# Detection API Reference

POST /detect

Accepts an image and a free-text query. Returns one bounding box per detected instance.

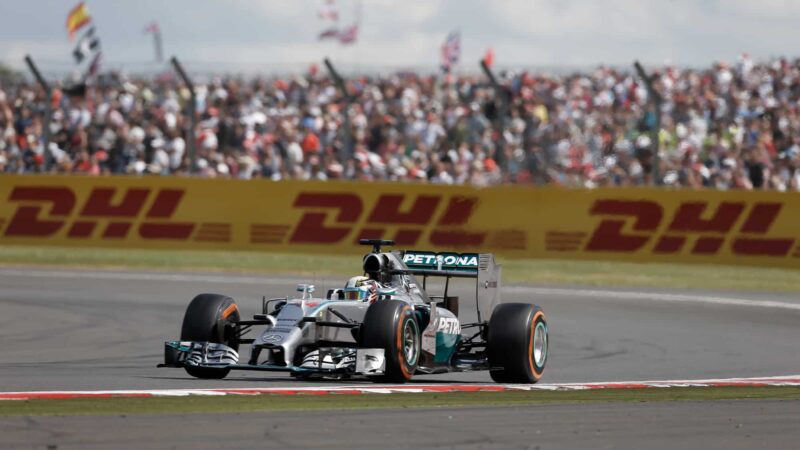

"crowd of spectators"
[2,54,800,190]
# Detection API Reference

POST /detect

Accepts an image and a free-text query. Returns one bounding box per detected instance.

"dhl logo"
[1,187,522,250]
[253,192,526,249]
[2,186,196,240]
[548,199,796,257]
[284,192,491,248]
[3,183,796,263]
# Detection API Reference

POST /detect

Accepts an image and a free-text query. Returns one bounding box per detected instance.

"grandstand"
[3,55,798,190]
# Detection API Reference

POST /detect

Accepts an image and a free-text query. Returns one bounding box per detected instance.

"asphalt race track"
[2,267,799,390]
[1,266,799,448]
[4,400,800,450]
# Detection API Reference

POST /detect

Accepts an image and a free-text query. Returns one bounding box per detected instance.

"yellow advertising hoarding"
[1,174,799,268]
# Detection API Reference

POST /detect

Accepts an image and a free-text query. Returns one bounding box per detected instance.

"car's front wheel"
[180,293,240,379]
[360,300,420,383]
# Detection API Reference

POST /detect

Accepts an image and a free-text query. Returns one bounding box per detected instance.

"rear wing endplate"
[476,254,501,322]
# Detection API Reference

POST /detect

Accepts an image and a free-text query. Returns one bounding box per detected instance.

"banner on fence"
[0,175,798,268]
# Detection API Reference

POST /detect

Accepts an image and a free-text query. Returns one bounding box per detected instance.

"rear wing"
[395,250,501,322]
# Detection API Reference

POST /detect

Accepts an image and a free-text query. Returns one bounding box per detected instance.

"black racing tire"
[180,293,240,379]
[487,303,548,384]
[360,300,420,383]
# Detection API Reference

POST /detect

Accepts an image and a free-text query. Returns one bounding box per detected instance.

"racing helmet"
[343,276,376,301]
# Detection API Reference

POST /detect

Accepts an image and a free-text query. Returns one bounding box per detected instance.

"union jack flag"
[318,27,339,40]
[440,31,460,73]
[339,24,358,45]
[143,21,160,35]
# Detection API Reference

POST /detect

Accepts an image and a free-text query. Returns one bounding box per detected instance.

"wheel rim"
[532,321,547,367]
[402,318,419,366]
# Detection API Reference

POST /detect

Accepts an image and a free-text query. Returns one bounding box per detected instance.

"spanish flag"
[66,2,91,40]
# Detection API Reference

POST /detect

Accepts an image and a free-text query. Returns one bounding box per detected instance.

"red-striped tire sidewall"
[527,310,547,381]
[395,305,415,380]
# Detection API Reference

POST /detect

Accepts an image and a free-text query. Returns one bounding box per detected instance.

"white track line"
[0,268,313,286]
[506,286,800,311]
[2,375,800,400]
[1,268,798,311]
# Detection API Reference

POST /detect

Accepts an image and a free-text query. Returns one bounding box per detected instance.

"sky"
[1,0,800,75]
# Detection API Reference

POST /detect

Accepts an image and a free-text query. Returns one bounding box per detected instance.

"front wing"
[159,341,386,376]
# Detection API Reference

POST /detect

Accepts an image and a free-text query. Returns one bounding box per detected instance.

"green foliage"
[1,245,799,292]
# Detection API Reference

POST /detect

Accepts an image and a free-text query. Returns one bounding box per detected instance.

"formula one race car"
[160,240,548,383]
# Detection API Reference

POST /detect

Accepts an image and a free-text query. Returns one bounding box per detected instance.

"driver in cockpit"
[342,275,398,303]
[343,276,379,303]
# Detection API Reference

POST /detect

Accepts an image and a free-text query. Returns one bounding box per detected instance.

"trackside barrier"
[1,174,799,268]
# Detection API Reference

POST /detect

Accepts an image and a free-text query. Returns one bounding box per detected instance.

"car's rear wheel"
[360,300,420,383]
[180,293,240,379]
[487,303,548,383]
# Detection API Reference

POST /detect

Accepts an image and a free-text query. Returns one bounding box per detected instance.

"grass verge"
[2,387,799,416]
[1,245,799,292]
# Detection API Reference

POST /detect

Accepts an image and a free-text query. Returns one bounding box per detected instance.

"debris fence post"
[324,58,353,163]
[634,60,663,186]
[170,56,197,174]
[480,58,511,170]
[24,55,52,172]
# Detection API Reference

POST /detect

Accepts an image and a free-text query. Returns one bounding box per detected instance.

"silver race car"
[160,239,548,383]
